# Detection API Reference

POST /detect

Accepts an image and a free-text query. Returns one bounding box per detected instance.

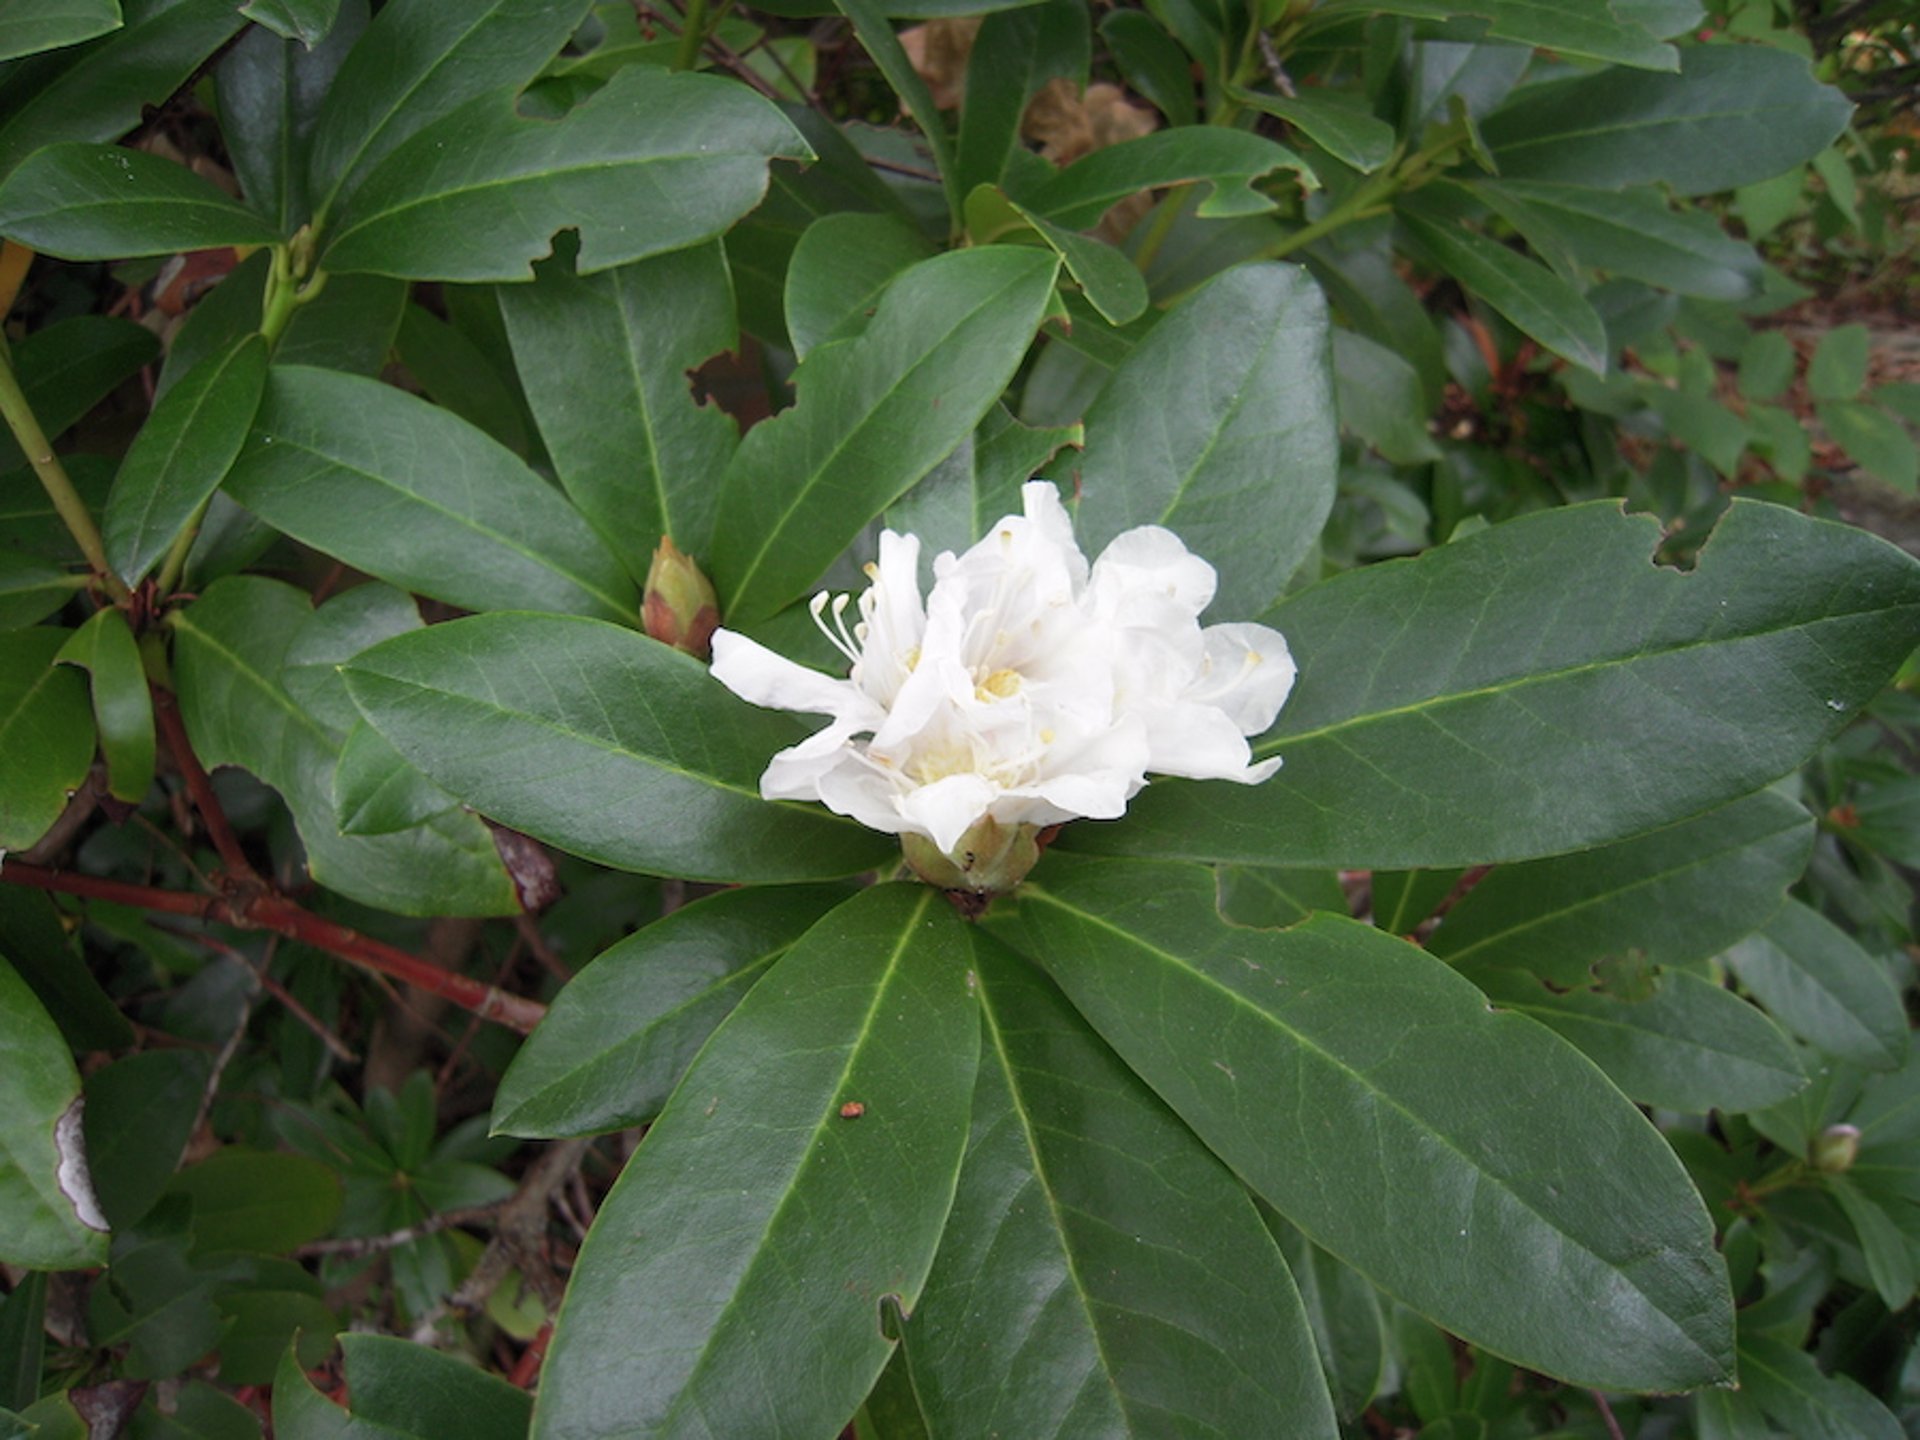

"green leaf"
[0,142,281,258]
[238,0,339,47]
[1430,790,1812,987]
[82,1050,209,1232]
[1737,1330,1904,1440]
[1474,180,1763,301]
[340,611,894,883]
[331,721,453,836]
[1739,329,1797,402]
[172,577,515,916]
[1022,128,1316,229]
[783,212,933,360]
[1267,1217,1387,1421]
[0,2,121,62]
[0,315,158,471]
[993,854,1735,1392]
[215,7,364,233]
[1100,10,1194,129]
[835,0,961,229]
[1725,899,1906,1071]
[319,66,809,282]
[1334,328,1440,465]
[1749,403,1811,483]
[0,956,107,1270]
[54,607,153,803]
[0,1271,44,1413]
[1318,0,1679,70]
[166,1149,340,1254]
[224,366,636,622]
[275,1334,531,1440]
[0,888,129,1052]
[0,1,245,182]
[273,272,405,375]
[305,0,593,215]
[0,629,94,852]
[1820,400,1918,493]
[1232,88,1395,173]
[1827,1175,1915,1312]
[1069,263,1337,617]
[499,241,738,572]
[129,1378,263,1440]
[712,245,1060,626]
[392,303,526,456]
[884,405,1084,562]
[0,553,84,630]
[1472,966,1804,1113]
[1071,501,1920,869]
[534,885,979,1440]
[494,885,851,1138]
[104,332,268,586]
[1481,45,1853,197]
[899,931,1339,1439]
[955,0,1086,196]
[1216,865,1349,927]
[1809,323,1870,401]
[1007,199,1148,326]
[1399,205,1608,374]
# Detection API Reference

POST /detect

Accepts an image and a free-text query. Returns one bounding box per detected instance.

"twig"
[152,687,259,884]
[295,1204,503,1259]
[1412,865,1493,942]
[1256,32,1297,97]
[1591,1390,1625,1440]
[17,767,105,865]
[514,914,572,982]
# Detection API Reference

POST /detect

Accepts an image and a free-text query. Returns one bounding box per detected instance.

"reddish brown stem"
[0,864,546,1034]
[152,686,259,884]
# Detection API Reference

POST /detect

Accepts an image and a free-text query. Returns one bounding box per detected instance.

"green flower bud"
[1811,1123,1861,1174]
[644,537,719,660]
[900,818,1044,914]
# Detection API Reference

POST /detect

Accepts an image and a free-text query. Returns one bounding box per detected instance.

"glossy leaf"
[0,629,94,852]
[885,405,1084,562]
[1233,88,1395,173]
[55,607,153,803]
[273,272,406,375]
[1022,128,1315,228]
[494,885,850,1138]
[1481,45,1853,196]
[0,143,281,258]
[305,0,594,214]
[498,242,738,572]
[331,721,454,836]
[82,1050,209,1232]
[275,1333,531,1440]
[238,0,338,47]
[1430,790,1813,986]
[712,246,1060,626]
[1399,206,1608,374]
[955,0,1086,196]
[1216,865,1349,928]
[0,2,121,62]
[1268,1217,1387,1421]
[281,582,421,733]
[393,302,528,455]
[340,611,894,883]
[319,67,809,282]
[1069,262,1337,617]
[172,577,515,916]
[1318,0,1677,69]
[1737,1330,1904,1440]
[783,212,932,360]
[1725,900,1906,1071]
[1333,329,1440,465]
[0,554,82,630]
[0,956,107,1270]
[900,931,1339,1439]
[533,885,978,1440]
[1100,10,1193,128]
[0,0,244,182]
[104,333,268,586]
[994,853,1735,1392]
[1071,501,1920,869]
[223,366,636,622]
[1008,200,1148,326]
[0,315,157,471]
[1472,967,1804,1113]
[216,6,364,232]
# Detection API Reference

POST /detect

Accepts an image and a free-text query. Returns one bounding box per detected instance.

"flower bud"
[644,537,719,660]
[1811,1123,1861,1174]
[901,818,1044,907]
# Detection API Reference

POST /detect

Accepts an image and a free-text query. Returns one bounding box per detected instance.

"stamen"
[809,591,861,665]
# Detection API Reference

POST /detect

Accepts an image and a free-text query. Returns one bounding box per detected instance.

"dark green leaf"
[1809,323,1869,401]
[320,67,809,282]
[835,0,960,228]
[1070,262,1337,616]
[1737,1330,1903,1440]
[280,582,420,733]
[0,887,130,1052]
[1482,45,1853,196]
[0,143,281,258]
[0,1,244,182]
[128,1378,263,1440]
[1216,865,1349,927]
[391,302,527,456]
[955,0,1086,196]
[1023,128,1315,228]
[712,246,1060,626]
[499,242,738,572]
[224,366,636,622]
[1726,899,1906,1070]
[305,0,594,215]
[0,956,107,1269]
[331,721,453,836]
[1006,199,1148,326]
[275,1333,530,1440]
[272,272,405,375]
[494,885,850,1138]
[1820,400,1917,493]
[0,315,157,472]
[1472,966,1804,1112]
[885,405,1084,562]
[166,1149,341,1254]
[0,2,121,62]
[1267,1216,1387,1421]
[1072,502,1920,868]
[1739,329,1796,402]
[784,212,934,360]
[1319,0,1678,70]
[993,853,1735,1392]
[1233,88,1395,173]
[1827,1176,1914,1312]
[534,886,978,1440]
[900,931,1339,1438]
[238,0,338,47]
[1334,329,1440,465]
[1431,790,1812,986]
[83,1050,210,1231]
[172,576,515,916]
[0,1270,44,1413]
[341,611,895,883]
[0,629,93,852]
[1399,205,1608,373]
[0,552,83,629]
[216,6,364,233]
[54,607,153,802]
[104,332,268,586]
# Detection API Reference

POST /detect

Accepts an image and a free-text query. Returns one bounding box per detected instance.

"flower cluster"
[709,482,1294,893]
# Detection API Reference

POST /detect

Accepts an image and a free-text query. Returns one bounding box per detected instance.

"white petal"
[1141,701,1267,782]
[1188,622,1296,735]
[710,629,877,724]
[898,773,999,855]
[1088,525,1217,621]
[813,757,916,835]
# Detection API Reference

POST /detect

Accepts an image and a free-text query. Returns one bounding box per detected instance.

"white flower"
[709,482,1294,884]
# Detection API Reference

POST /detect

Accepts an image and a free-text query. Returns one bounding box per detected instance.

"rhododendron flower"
[708,482,1294,895]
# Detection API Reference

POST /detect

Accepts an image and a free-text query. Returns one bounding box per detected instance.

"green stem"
[1130,186,1192,278]
[0,338,127,600]
[674,0,712,71]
